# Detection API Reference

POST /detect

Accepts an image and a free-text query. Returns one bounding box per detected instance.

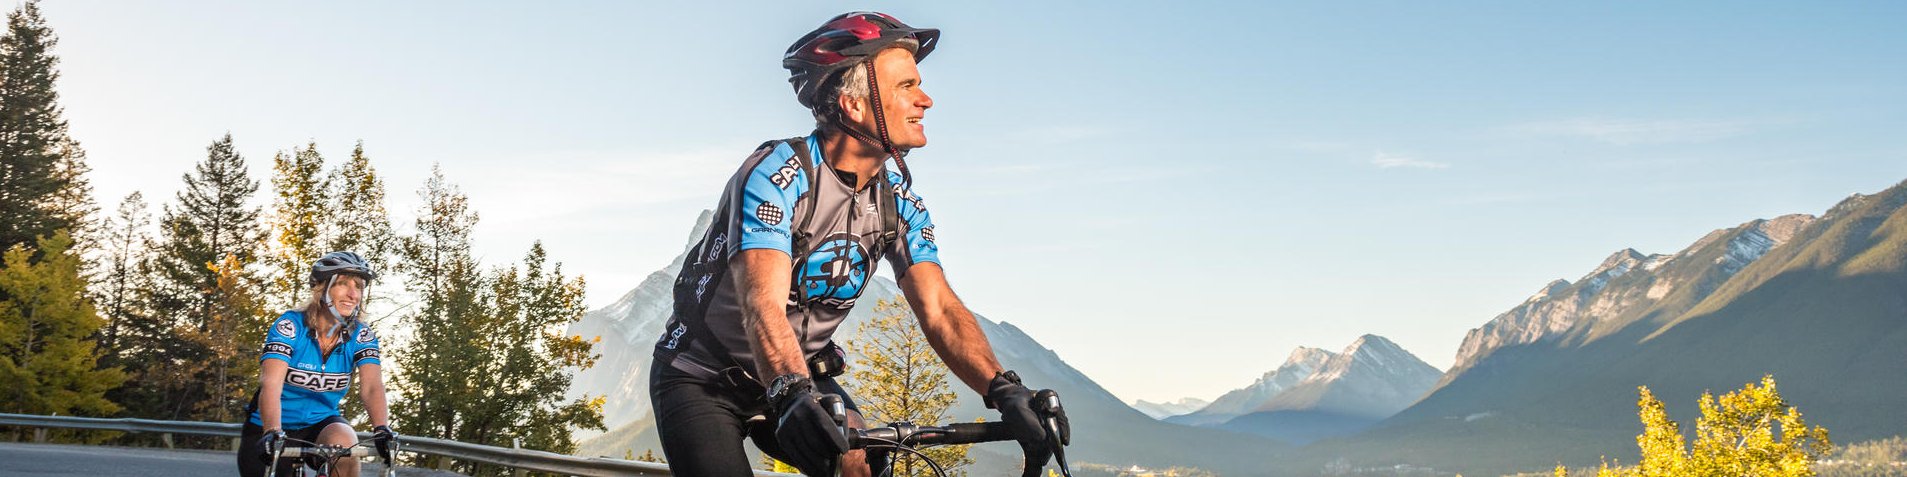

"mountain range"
[1300,179,1907,475]
[1162,336,1441,445]
[1130,397,1210,420]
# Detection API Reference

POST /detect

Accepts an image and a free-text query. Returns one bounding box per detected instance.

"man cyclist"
[238,251,397,477]
[649,11,1069,477]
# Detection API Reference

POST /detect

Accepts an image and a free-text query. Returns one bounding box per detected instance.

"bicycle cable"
[856,435,949,477]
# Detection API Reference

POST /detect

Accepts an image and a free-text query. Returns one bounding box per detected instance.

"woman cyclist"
[236,251,398,477]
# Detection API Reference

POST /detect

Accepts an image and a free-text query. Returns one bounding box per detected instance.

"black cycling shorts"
[235,415,350,477]
[649,357,882,476]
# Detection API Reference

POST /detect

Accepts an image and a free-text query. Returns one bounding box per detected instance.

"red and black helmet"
[784,11,939,110]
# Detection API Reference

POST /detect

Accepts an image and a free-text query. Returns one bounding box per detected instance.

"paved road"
[0,442,462,476]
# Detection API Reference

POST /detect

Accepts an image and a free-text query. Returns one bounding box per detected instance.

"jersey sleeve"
[731,141,809,257]
[261,312,301,364]
[348,323,382,367]
[886,172,941,276]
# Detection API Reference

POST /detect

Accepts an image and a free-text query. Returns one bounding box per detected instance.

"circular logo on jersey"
[275,319,296,338]
[356,326,377,344]
[755,202,784,226]
[798,233,870,309]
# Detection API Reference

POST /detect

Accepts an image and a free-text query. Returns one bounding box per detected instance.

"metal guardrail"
[0,413,798,477]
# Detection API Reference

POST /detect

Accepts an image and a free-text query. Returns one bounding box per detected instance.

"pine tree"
[324,141,395,264]
[389,166,488,471]
[47,138,95,256]
[844,297,973,476]
[0,1,90,267]
[390,167,604,475]
[92,192,152,364]
[484,242,603,454]
[149,133,263,329]
[0,230,125,428]
[266,141,327,311]
[125,133,266,421]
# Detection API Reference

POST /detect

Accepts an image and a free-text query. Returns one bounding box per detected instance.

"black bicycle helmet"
[784,11,939,111]
[309,251,377,286]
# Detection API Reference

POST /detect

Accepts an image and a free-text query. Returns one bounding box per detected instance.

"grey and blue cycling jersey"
[248,311,381,429]
[657,135,939,376]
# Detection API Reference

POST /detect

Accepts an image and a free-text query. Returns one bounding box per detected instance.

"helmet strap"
[319,273,362,339]
[821,61,914,189]
[861,61,914,188]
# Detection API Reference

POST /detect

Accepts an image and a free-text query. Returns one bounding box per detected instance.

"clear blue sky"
[44,2,1907,404]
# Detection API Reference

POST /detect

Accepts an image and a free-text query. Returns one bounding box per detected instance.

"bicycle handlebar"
[820,392,1071,477]
[277,444,379,459]
[849,420,1018,448]
[268,436,400,477]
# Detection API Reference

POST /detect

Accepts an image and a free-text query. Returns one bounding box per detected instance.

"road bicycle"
[820,389,1072,477]
[265,434,400,477]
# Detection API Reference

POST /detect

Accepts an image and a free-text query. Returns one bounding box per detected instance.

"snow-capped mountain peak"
[1130,397,1213,420]
[1446,213,1817,378]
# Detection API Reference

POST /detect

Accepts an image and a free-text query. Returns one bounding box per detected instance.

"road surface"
[0,442,462,476]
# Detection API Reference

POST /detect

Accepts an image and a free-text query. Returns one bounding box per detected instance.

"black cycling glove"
[771,379,847,476]
[987,371,1070,472]
[371,425,398,462]
[255,428,288,464]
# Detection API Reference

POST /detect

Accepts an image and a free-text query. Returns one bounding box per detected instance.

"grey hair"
[823,38,919,113]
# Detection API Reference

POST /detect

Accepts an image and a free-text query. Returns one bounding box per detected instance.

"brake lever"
[384,438,401,477]
[819,393,848,477]
[268,438,284,469]
[1033,389,1071,477]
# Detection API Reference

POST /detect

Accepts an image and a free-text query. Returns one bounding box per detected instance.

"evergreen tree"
[391,167,603,475]
[92,192,152,364]
[149,133,264,329]
[324,141,395,264]
[844,297,974,476]
[391,166,479,464]
[266,141,327,311]
[47,138,95,256]
[471,242,602,454]
[0,1,89,267]
[0,230,125,428]
[126,133,266,421]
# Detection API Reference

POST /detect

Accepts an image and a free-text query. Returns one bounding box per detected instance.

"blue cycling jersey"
[657,135,941,374]
[248,311,382,429]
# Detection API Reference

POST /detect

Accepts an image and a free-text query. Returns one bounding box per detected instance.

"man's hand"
[770,377,847,475]
[255,428,287,464]
[986,371,1069,470]
[371,425,399,462]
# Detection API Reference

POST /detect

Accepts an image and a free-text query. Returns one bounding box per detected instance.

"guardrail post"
[161,432,174,449]
[513,438,526,477]
[232,437,242,451]
[35,413,51,443]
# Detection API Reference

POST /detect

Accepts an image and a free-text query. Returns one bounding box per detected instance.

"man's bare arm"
[898,262,1003,394]
[733,249,811,384]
